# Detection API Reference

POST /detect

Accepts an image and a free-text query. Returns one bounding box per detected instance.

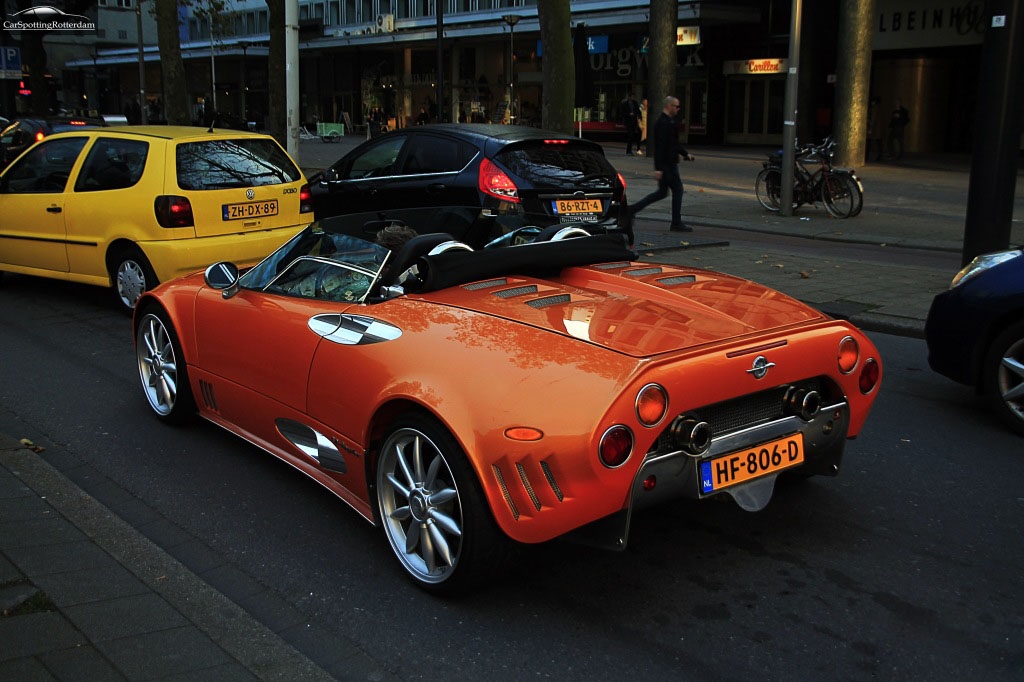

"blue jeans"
[631,164,683,226]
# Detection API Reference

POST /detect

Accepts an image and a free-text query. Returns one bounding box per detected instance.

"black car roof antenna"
[207,114,218,134]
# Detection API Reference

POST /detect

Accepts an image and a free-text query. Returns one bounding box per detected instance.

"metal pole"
[240,43,247,129]
[780,0,802,217]
[436,0,444,123]
[209,14,217,112]
[962,0,1023,265]
[136,0,147,124]
[509,23,514,122]
[286,0,299,160]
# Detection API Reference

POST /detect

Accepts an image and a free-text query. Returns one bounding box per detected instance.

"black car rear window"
[176,138,301,190]
[495,142,616,188]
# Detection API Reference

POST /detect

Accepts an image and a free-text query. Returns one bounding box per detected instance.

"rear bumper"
[140,223,308,283]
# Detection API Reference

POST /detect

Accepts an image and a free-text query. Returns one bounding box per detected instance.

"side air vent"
[526,294,571,309]
[463,278,507,290]
[593,262,630,270]
[624,267,663,277]
[199,380,218,411]
[494,285,539,298]
[275,419,347,473]
[540,461,564,502]
[492,465,519,520]
[657,275,697,286]
[515,463,542,511]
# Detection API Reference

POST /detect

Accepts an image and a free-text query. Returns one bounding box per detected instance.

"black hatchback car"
[0,116,107,167]
[309,124,632,243]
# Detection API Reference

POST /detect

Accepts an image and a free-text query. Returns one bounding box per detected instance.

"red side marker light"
[859,358,880,394]
[599,425,633,468]
[504,427,543,442]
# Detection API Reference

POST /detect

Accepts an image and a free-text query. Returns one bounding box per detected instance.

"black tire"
[374,412,513,594]
[983,320,1024,436]
[135,307,196,425]
[821,172,855,218]
[845,174,864,217]
[755,168,781,212]
[110,246,158,314]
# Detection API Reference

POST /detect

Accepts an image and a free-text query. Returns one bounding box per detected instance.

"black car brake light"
[154,195,195,228]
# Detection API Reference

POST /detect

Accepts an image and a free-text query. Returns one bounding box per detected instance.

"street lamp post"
[135,0,147,124]
[502,14,520,123]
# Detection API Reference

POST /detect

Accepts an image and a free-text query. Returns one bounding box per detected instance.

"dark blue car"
[926,248,1024,435]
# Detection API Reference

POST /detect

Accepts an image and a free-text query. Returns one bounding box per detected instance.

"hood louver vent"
[624,267,663,277]
[593,262,631,270]
[464,278,508,290]
[526,294,571,309]
[494,285,539,298]
[657,275,697,286]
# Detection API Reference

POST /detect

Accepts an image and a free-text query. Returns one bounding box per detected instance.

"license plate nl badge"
[223,199,279,221]
[700,433,804,494]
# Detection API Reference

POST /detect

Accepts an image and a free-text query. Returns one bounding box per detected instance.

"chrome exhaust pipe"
[784,387,822,421]
[668,416,712,457]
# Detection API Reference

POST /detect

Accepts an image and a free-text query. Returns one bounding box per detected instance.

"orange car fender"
[133,275,204,362]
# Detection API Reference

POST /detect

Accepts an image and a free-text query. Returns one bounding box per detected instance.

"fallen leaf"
[879,243,887,247]
[640,241,654,246]
[692,257,702,261]
[900,438,911,443]
[679,241,689,246]
[19,438,33,447]
[772,263,785,268]
[698,188,705,192]
[754,260,764,264]
[644,252,655,257]
[800,271,811,279]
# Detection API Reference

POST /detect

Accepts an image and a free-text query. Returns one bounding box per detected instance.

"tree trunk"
[266,0,286,147]
[537,0,573,134]
[647,0,677,143]
[155,0,190,124]
[833,0,876,167]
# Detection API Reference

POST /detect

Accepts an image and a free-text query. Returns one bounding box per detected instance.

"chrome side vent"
[494,285,538,298]
[539,461,563,502]
[515,463,542,511]
[199,380,218,411]
[464,278,508,290]
[593,262,630,270]
[492,465,519,520]
[624,267,663,277]
[657,275,697,286]
[275,419,347,473]
[526,294,571,309]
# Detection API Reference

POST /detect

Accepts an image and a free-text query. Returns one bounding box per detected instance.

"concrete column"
[834,0,877,167]
[286,0,299,161]
[403,47,412,128]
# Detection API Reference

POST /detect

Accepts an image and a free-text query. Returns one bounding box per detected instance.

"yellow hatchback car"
[0,126,311,310]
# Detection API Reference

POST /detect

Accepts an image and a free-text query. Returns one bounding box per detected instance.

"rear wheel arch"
[973,309,1024,388]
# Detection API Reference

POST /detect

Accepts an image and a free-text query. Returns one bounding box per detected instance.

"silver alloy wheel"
[137,314,178,416]
[117,259,147,309]
[377,428,464,584]
[997,336,1024,423]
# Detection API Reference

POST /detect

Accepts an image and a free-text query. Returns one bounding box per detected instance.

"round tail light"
[838,336,859,374]
[859,358,880,393]
[636,383,668,427]
[599,425,633,468]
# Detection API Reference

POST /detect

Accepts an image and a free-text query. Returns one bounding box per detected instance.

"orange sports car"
[133,220,882,592]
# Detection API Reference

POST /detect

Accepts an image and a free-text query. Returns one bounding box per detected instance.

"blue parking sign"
[1,46,22,80]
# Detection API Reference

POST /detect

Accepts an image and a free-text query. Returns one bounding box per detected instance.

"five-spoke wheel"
[986,321,1024,435]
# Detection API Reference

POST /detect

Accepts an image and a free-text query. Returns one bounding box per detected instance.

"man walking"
[629,96,695,232]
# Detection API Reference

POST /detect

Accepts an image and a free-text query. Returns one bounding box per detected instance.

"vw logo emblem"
[246,189,255,200]
[746,355,776,379]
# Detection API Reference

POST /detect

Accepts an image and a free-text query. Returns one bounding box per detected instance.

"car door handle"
[426,183,446,193]
[46,205,62,213]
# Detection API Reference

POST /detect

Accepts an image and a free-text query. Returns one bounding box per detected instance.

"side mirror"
[322,167,339,184]
[204,262,239,295]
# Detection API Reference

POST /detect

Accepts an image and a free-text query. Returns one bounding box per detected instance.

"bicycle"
[755,137,863,218]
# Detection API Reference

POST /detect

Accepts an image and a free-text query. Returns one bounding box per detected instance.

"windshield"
[239,226,390,291]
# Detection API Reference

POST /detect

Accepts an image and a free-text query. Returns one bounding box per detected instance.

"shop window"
[329,0,340,24]
[314,2,325,18]
[344,0,356,24]
[361,0,372,22]
[300,3,310,19]
[259,10,268,33]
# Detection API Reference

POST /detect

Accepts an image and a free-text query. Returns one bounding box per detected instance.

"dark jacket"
[651,112,688,172]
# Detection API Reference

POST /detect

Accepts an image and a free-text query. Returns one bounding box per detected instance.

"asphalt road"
[0,271,1021,681]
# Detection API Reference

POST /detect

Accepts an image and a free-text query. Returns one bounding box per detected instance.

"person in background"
[628,95,696,232]
[887,98,910,161]
[867,96,882,162]
[637,97,648,156]
[416,107,430,125]
[620,92,641,155]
